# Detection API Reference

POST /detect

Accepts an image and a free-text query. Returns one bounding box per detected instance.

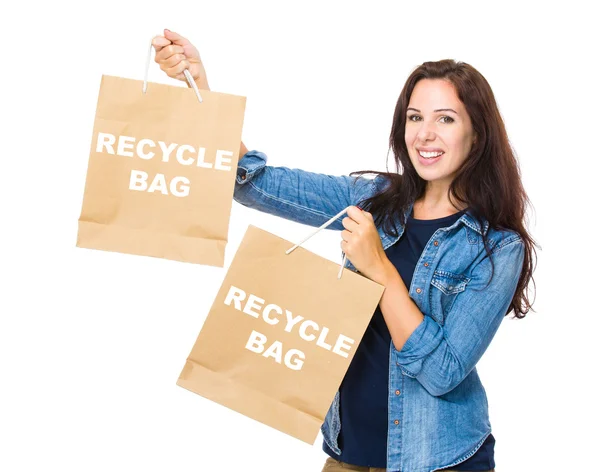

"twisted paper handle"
[286,207,351,279]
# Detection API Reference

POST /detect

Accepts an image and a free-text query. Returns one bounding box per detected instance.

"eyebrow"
[407,107,458,114]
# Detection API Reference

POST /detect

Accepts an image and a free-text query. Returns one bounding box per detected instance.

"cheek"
[446,134,472,166]
[404,128,417,146]
[444,131,469,154]
[458,134,474,156]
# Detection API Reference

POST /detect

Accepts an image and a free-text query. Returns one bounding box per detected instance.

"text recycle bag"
[77,55,246,267]
[177,210,385,444]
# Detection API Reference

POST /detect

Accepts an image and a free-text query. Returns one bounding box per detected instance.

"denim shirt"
[234,150,525,472]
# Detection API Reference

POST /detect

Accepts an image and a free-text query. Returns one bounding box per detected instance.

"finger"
[152,35,171,52]
[346,205,362,220]
[159,53,186,70]
[164,29,192,47]
[342,216,359,232]
[351,206,373,224]
[341,230,352,242]
[155,44,185,62]
[166,60,189,78]
[346,206,368,225]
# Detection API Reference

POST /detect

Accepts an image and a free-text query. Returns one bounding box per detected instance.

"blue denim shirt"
[234,150,524,472]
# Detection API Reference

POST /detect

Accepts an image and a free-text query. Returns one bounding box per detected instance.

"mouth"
[417,149,445,165]
[418,150,444,159]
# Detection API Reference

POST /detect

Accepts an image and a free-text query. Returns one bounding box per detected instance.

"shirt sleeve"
[394,237,525,397]
[234,150,374,231]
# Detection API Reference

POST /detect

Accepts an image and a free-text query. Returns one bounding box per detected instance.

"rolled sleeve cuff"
[236,150,268,185]
[394,315,443,377]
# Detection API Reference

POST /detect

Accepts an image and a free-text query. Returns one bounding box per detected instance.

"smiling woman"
[233,60,537,472]
[152,29,537,472]
[405,79,476,182]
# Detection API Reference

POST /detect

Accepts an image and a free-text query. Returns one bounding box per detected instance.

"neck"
[413,182,468,218]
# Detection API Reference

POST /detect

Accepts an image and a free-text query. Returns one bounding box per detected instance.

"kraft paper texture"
[77,75,246,266]
[178,225,385,444]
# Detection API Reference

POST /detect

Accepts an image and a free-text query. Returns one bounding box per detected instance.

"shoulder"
[351,173,392,200]
[485,226,523,254]
[462,210,522,252]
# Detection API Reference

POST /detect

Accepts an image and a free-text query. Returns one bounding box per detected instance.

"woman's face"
[405,79,476,187]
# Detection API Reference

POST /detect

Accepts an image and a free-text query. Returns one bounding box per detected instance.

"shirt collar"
[402,202,489,236]
[461,208,489,236]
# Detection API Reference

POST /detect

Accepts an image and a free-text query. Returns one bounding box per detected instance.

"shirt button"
[395,390,401,395]
[424,262,429,267]
[433,240,439,246]
[394,420,399,425]
[416,288,422,293]
[241,174,247,180]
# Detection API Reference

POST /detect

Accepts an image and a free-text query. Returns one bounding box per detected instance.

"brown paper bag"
[177,224,385,444]
[77,75,246,266]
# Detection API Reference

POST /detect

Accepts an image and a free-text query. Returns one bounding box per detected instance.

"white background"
[1,1,598,471]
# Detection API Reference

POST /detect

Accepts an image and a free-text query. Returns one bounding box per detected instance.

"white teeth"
[419,150,444,158]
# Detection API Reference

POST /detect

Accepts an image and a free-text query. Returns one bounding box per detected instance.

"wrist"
[370,257,398,287]
[194,77,210,91]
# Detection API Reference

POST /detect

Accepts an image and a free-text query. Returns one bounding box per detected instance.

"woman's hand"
[341,206,394,285]
[152,29,209,89]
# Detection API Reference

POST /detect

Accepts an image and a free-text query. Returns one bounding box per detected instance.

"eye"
[407,115,421,122]
[440,116,455,124]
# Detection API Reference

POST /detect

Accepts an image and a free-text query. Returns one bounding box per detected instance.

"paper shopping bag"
[177,224,385,444]
[76,75,246,266]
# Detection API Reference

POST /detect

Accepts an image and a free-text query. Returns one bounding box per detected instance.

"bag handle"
[142,37,203,103]
[286,207,350,279]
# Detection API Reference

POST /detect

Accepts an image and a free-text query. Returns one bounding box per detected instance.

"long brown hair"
[353,59,537,318]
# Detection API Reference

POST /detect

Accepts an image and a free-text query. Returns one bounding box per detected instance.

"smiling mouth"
[418,150,445,159]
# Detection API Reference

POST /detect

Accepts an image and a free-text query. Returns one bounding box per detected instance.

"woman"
[153,29,537,472]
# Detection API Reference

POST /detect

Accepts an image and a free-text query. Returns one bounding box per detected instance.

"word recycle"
[224,286,356,371]
[95,132,234,197]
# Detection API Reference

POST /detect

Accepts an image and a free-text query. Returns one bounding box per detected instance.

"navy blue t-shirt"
[323,208,495,470]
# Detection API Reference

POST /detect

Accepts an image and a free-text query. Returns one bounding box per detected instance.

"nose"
[416,120,436,142]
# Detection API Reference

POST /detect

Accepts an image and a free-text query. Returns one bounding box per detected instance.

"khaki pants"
[321,456,495,471]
